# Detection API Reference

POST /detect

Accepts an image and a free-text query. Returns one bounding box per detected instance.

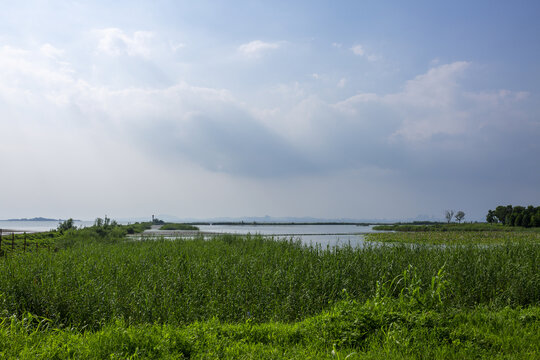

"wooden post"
[24,232,27,252]
[12,233,15,251]
[0,228,2,252]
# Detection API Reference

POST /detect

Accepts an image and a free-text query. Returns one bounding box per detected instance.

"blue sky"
[1,1,539,221]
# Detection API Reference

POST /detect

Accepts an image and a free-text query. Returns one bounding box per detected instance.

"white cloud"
[170,42,185,52]
[40,43,65,59]
[334,61,532,143]
[350,44,364,56]
[0,41,538,221]
[238,40,280,57]
[350,44,378,61]
[366,54,378,62]
[94,28,154,57]
[0,44,536,185]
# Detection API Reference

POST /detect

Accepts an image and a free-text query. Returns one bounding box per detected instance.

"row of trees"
[486,205,540,227]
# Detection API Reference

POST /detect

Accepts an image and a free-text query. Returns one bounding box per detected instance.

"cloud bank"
[1,30,538,220]
[1,42,537,182]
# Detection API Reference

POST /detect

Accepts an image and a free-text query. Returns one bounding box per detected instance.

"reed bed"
[0,234,538,329]
[367,231,540,244]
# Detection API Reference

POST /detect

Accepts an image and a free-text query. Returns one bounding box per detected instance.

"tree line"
[486,205,540,227]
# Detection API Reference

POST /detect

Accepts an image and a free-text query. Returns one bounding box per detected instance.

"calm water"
[0,220,94,233]
[0,221,382,247]
[197,224,381,247]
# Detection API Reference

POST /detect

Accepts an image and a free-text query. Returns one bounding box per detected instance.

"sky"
[1,0,539,221]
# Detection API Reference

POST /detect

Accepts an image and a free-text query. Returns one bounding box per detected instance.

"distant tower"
[152,215,155,222]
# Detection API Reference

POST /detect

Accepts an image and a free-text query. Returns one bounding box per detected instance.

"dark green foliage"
[486,205,540,227]
[57,218,75,233]
[159,223,199,231]
[152,217,165,225]
[125,222,152,235]
[371,222,539,232]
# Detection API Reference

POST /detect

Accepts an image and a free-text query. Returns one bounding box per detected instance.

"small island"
[4,217,79,222]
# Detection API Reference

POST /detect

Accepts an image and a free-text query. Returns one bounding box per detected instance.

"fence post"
[0,228,2,252]
[12,233,15,251]
[24,232,27,252]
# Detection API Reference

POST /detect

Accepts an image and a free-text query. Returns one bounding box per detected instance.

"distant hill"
[118,214,448,224]
[3,217,77,222]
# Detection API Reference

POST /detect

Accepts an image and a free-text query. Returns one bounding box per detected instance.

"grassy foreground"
[2,300,538,359]
[0,229,539,358]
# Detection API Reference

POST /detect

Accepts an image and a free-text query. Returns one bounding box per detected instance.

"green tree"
[494,205,513,224]
[455,211,465,223]
[486,210,496,223]
[514,214,523,227]
[532,213,540,227]
[57,218,75,233]
[445,210,454,224]
[522,213,531,228]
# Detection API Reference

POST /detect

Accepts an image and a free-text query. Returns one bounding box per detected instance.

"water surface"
[197,224,381,247]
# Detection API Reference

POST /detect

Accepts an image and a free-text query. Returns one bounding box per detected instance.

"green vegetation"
[0,231,57,256]
[1,297,538,359]
[159,223,199,231]
[487,205,540,227]
[0,227,539,358]
[0,218,151,254]
[372,222,540,232]
[367,231,540,245]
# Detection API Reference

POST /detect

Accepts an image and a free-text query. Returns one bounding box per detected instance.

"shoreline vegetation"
[372,222,540,232]
[0,218,538,358]
[159,223,199,231]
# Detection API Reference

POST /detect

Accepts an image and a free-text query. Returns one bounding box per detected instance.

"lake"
[0,220,94,233]
[0,220,382,247]
[197,224,381,247]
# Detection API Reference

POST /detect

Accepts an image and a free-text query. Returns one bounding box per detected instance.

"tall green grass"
[372,223,540,232]
[159,223,199,231]
[0,235,538,329]
[1,295,538,359]
[367,231,540,244]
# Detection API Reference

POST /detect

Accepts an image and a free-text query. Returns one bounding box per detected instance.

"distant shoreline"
[0,218,80,222]
[187,222,376,226]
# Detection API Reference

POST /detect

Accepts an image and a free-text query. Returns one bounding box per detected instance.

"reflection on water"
[1,220,383,248]
[196,224,381,247]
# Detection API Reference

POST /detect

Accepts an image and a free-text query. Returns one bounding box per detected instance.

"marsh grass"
[367,231,540,245]
[0,231,57,255]
[0,234,538,330]
[372,223,540,232]
[0,231,539,358]
[159,223,199,231]
[1,291,538,359]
